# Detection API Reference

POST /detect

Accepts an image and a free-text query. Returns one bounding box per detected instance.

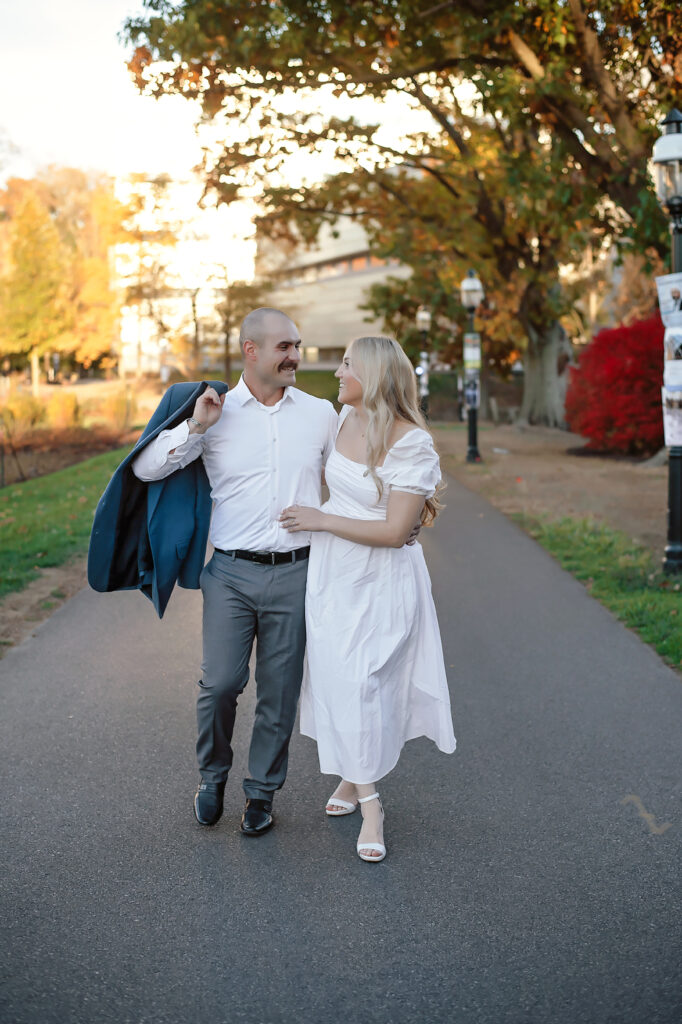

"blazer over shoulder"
[87,380,228,618]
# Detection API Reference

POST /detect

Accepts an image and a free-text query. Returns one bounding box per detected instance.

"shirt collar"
[233,374,298,408]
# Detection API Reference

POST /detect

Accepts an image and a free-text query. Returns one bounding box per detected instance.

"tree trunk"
[190,290,201,377]
[518,320,572,427]
[30,350,41,398]
[224,342,231,385]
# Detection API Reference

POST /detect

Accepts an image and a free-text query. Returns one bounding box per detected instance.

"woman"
[280,336,456,862]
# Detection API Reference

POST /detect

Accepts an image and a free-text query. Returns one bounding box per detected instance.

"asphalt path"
[1,475,681,1024]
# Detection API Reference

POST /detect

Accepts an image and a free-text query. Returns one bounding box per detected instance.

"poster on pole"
[662,387,682,446]
[664,355,682,388]
[463,333,481,371]
[664,327,682,364]
[464,370,480,410]
[656,272,682,326]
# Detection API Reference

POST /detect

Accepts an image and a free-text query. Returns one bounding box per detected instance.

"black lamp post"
[653,107,682,574]
[460,269,484,463]
[415,306,432,416]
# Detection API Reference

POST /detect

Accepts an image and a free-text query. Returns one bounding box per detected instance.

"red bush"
[565,314,664,455]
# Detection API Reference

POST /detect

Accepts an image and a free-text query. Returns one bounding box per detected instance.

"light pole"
[653,107,682,574]
[460,269,484,463]
[415,305,432,417]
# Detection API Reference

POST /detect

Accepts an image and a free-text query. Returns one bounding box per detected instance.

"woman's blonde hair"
[347,335,443,526]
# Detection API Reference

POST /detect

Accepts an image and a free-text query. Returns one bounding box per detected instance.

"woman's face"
[335,349,364,406]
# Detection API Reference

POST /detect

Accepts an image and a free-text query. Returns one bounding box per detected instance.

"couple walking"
[130,307,456,862]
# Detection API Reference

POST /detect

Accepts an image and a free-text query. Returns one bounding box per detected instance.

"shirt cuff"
[166,419,204,460]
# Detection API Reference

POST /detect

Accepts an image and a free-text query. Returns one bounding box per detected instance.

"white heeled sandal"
[325,795,358,817]
[356,792,386,863]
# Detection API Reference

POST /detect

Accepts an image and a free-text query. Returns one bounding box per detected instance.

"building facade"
[258,220,411,365]
[113,174,254,376]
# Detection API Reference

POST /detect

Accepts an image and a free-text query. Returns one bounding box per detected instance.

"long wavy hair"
[348,335,443,526]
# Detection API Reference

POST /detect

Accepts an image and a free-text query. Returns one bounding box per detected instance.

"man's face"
[672,289,680,301]
[251,316,301,387]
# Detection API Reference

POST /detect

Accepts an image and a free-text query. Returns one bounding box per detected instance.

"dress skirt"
[299,438,456,784]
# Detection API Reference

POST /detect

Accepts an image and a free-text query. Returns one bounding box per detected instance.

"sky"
[0,0,436,187]
[0,0,204,183]
[0,0,435,281]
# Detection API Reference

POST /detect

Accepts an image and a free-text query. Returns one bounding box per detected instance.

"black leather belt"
[214,546,310,565]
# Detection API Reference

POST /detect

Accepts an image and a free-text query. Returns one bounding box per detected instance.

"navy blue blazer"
[87,380,228,618]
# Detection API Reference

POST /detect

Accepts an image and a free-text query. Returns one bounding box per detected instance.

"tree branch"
[507,31,545,82]
[566,0,646,158]
[409,79,470,157]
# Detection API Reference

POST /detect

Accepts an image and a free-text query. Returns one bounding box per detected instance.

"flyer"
[662,387,682,446]
[656,272,682,327]
[463,333,481,371]
[464,370,480,410]
[664,325,682,363]
[664,357,682,389]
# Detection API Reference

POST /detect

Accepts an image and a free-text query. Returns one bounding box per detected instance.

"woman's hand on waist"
[280,505,325,533]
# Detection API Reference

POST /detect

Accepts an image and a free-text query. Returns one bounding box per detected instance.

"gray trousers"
[197,550,308,801]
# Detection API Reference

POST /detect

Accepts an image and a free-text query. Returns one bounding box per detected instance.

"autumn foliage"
[565,315,664,455]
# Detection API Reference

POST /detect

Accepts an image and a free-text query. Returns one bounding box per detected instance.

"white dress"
[299,411,456,784]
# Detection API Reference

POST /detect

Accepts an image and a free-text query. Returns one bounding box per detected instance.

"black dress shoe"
[240,798,274,836]
[194,780,226,825]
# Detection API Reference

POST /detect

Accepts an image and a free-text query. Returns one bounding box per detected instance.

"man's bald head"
[239,306,302,397]
[239,307,297,352]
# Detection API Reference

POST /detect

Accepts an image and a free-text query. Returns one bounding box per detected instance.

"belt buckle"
[270,552,277,565]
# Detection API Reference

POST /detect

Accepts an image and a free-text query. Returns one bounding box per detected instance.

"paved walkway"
[1,476,681,1024]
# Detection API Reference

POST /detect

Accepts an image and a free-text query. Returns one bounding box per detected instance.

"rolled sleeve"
[132,420,204,481]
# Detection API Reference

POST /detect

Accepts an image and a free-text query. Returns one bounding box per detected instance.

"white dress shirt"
[132,376,338,552]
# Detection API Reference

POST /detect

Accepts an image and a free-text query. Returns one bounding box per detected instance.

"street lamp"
[415,305,432,416]
[460,269,484,463]
[653,107,682,574]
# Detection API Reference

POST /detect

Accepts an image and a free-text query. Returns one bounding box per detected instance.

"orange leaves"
[127,46,152,86]
[384,27,400,50]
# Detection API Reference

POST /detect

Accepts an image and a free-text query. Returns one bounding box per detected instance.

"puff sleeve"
[383,429,441,498]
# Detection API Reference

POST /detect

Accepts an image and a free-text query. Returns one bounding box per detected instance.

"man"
[132,308,337,836]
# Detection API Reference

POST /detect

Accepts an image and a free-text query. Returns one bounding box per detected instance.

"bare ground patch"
[0,557,87,657]
[432,423,668,559]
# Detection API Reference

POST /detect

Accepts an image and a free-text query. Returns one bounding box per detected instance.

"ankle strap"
[358,792,380,804]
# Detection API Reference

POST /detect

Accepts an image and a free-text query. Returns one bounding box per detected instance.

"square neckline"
[333,417,424,468]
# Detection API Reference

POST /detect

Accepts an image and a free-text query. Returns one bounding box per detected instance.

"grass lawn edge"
[0,444,131,601]
[511,512,682,676]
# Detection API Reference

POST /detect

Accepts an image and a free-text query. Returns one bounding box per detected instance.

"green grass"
[223,369,342,404]
[0,446,131,599]
[514,514,682,670]
[289,370,343,404]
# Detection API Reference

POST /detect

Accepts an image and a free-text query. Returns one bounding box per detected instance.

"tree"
[124,1,682,423]
[0,195,69,395]
[42,169,127,369]
[211,270,270,381]
[119,174,179,377]
[0,170,128,373]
